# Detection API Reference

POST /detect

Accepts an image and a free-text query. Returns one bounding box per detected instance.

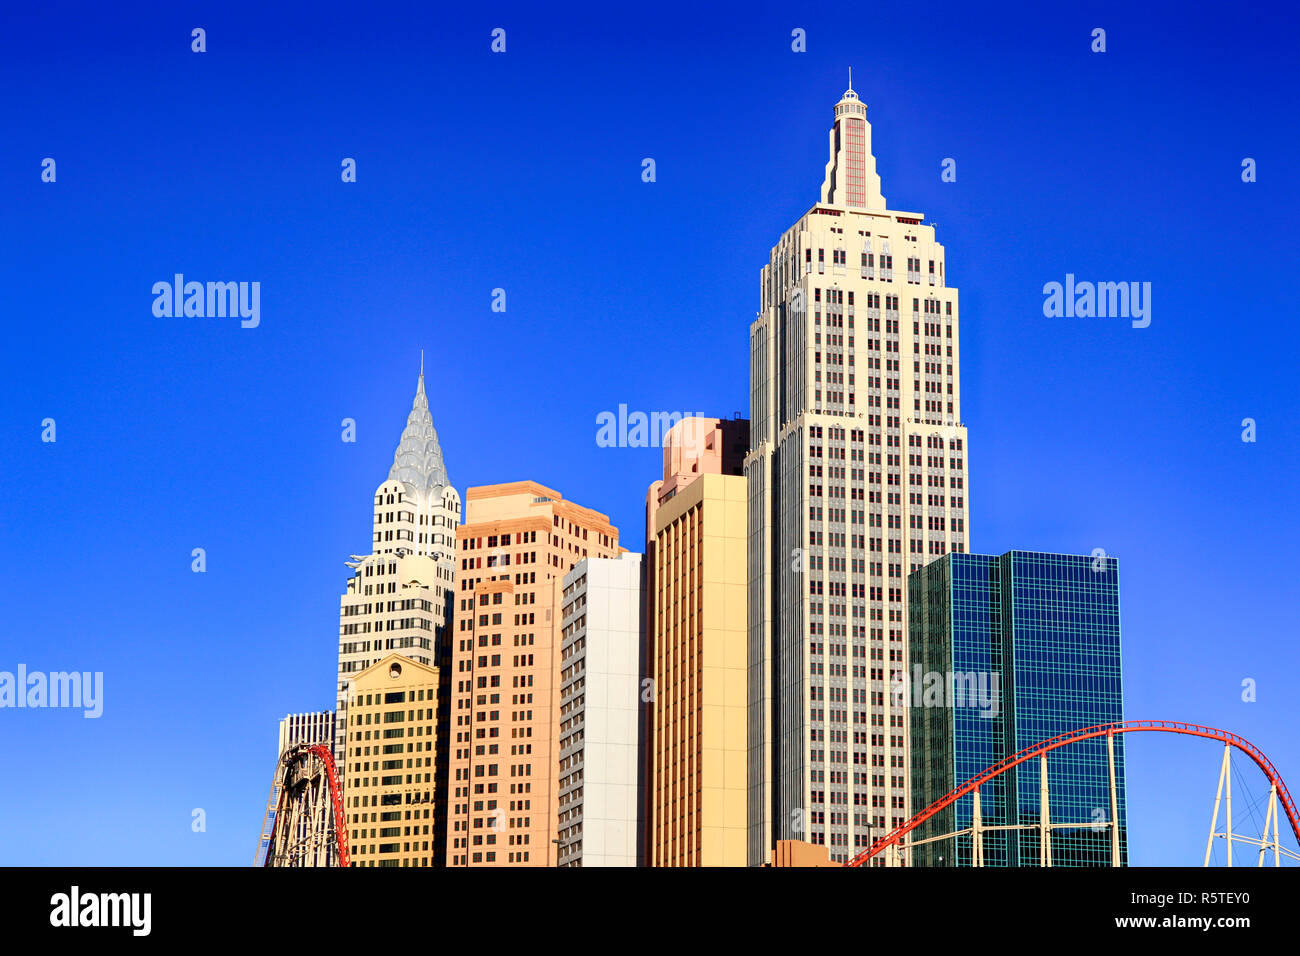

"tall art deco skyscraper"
[336,361,460,860]
[747,83,970,865]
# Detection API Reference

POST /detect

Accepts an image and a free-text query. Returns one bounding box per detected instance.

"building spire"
[820,81,886,210]
[388,358,449,495]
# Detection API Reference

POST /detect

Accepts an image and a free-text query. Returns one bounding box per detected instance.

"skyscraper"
[446,481,620,866]
[336,361,460,861]
[747,83,970,864]
[646,417,749,866]
[908,551,1127,867]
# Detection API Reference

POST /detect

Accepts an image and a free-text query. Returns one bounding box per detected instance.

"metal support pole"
[1107,731,1121,867]
[1258,785,1275,868]
[1204,744,1228,867]
[972,789,983,867]
[1258,785,1279,868]
[1225,744,1233,868]
[1039,754,1051,867]
[1273,787,1281,867]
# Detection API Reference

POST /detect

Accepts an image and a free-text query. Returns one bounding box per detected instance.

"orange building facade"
[446,481,620,866]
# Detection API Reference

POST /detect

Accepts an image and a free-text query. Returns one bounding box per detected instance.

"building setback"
[446,481,621,866]
[747,83,971,864]
[343,654,442,867]
[908,551,1127,866]
[556,553,646,866]
[646,417,749,866]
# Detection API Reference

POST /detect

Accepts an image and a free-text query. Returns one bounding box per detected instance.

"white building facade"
[278,710,336,758]
[556,554,646,866]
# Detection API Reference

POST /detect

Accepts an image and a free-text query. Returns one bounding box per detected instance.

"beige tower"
[445,482,620,866]
[747,83,970,865]
[645,417,749,866]
[342,653,441,867]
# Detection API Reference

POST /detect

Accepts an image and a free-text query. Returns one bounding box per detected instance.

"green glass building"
[908,551,1126,866]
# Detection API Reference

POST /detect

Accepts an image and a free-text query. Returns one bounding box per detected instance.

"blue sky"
[0,1,1296,865]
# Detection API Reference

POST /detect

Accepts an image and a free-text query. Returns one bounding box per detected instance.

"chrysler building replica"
[335,359,460,804]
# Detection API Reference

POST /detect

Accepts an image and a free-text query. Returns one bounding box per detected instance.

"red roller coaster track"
[267,743,350,868]
[845,719,1300,867]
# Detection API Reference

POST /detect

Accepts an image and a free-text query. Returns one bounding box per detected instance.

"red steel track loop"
[269,743,351,868]
[844,720,1300,867]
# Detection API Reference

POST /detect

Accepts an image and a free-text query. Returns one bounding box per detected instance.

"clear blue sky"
[1,1,1296,866]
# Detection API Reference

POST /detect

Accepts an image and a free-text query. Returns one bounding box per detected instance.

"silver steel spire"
[388,363,450,494]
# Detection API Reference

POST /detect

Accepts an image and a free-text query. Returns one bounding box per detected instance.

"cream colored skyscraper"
[747,83,970,865]
[336,361,460,814]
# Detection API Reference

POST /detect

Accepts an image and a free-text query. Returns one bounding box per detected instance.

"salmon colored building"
[645,417,750,866]
[446,481,620,866]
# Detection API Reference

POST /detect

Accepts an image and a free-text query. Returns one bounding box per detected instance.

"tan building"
[747,83,970,864]
[343,653,441,867]
[769,839,837,867]
[336,361,460,860]
[446,481,620,866]
[645,417,749,866]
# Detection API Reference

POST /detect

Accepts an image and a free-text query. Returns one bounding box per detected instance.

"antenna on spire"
[848,66,853,92]
[420,349,424,376]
